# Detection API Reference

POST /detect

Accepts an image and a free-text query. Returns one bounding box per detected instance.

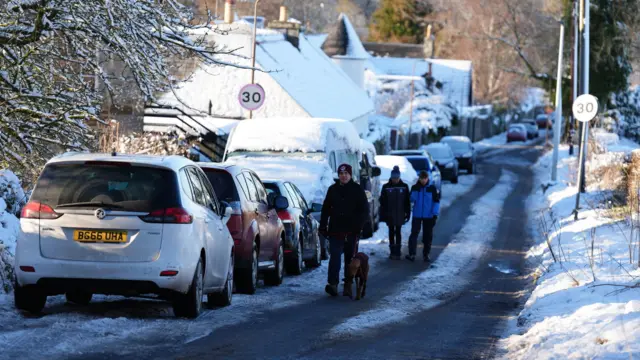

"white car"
[14,153,234,318]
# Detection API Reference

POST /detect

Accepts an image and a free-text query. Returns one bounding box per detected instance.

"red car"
[199,163,287,294]
[536,114,552,129]
[507,124,528,143]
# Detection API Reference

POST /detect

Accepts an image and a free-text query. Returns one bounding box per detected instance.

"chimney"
[279,6,288,22]
[224,0,235,24]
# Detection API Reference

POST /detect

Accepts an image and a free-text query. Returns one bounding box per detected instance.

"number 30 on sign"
[572,94,599,123]
[238,83,266,111]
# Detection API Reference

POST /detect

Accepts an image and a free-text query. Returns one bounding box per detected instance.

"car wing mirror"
[310,202,323,213]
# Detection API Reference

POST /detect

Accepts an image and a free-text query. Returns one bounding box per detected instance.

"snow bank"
[331,170,514,337]
[225,155,335,206]
[375,155,418,187]
[498,137,640,359]
[226,117,361,154]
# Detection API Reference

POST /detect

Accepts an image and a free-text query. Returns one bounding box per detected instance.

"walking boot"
[325,283,338,297]
[343,279,353,298]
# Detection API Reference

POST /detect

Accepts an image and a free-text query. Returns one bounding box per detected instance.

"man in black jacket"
[320,163,370,297]
[379,166,410,260]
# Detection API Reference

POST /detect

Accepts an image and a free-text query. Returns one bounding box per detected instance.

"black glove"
[433,215,438,223]
[404,213,411,223]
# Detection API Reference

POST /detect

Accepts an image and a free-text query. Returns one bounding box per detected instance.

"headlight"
[445,162,454,169]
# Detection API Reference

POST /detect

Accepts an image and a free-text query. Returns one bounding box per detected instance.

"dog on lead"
[345,252,369,300]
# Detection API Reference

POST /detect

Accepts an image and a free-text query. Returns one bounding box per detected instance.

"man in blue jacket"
[407,170,440,262]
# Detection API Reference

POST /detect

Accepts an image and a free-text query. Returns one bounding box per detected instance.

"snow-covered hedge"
[0,170,25,293]
[604,86,640,140]
[394,91,457,135]
[117,131,193,157]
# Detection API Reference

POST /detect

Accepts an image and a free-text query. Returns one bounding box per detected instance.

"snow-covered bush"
[117,131,194,158]
[604,86,640,140]
[394,91,458,136]
[0,170,23,293]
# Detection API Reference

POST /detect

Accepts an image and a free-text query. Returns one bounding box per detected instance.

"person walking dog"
[319,163,369,297]
[379,166,410,260]
[407,170,440,262]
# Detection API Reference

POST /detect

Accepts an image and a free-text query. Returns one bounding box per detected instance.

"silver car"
[14,153,234,318]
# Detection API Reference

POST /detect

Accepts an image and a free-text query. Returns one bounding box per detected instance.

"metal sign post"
[551,22,564,182]
[572,93,598,220]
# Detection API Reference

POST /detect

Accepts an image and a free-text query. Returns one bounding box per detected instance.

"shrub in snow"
[116,131,197,159]
[0,170,27,216]
[0,170,22,293]
[604,86,640,140]
[394,91,457,136]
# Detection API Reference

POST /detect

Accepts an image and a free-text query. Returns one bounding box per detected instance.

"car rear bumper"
[15,258,196,295]
[456,157,473,169]
[438,167,457,179]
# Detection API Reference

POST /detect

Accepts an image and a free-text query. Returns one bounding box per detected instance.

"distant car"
[199,163,287,295]
[536,114,552,129]
[440,136,476,174]
[262,180,322,275]
[519,120,539,139]
[424,143,459,183]
[404,155,442,192]
[507,124,528,143]
[389,150,429,157]
[15,153,235,318]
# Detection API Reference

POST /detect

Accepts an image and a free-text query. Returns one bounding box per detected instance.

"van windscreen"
[30,163,179,212]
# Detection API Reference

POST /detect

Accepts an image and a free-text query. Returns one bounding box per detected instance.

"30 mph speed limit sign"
[572,94,599,123]
[238,83,265,111]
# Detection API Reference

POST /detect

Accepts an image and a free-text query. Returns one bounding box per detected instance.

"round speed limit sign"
[572,94,599,123]
[238,83,265,111]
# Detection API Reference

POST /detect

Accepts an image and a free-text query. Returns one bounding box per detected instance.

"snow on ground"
[330,170,514,337]
[498,135,640,359]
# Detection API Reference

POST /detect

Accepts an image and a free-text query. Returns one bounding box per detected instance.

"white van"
[222,117,380,252]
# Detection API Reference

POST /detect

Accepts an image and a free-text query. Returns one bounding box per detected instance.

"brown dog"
[346,252,369,300]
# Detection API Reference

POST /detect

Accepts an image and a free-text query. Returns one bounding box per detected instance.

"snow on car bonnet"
[226,117,361,154]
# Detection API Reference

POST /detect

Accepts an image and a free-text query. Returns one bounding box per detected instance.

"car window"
[243,172,259,203]
[179,168,194,202]
[284,183,300,208]
[250,173,268,204]
[264,182,281,197]
[407,157,431,171]
[235,173,250,200]
[292,185,309,211]
[186,167,208,207]
[202,168,240,203]
[197,169,220,214]
[30,162,180,212]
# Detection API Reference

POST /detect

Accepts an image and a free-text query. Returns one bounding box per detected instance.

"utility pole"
[551,22,564,182]
[248,0,261,120]
[570,0,579,156]
[579,0,590,193]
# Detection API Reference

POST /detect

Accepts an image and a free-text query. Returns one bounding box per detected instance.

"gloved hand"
[404,213,411,223]
[433,215,438,224]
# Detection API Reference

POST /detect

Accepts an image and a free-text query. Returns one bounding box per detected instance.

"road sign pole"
[249,0,261,120]
[579,0,590,194]
[571,93,597,220]
[551,23,564,182]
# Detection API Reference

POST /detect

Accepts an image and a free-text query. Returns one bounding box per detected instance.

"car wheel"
[265,240,284,286]
[305,233,322,268]
[236,244,258,295]
[173,258,204,319]
[66,290,93,305]
[285,235,303,275]
[208,251,234,307]
[452,173,459,184]
[468,164,474,174]
[14,281,46,314]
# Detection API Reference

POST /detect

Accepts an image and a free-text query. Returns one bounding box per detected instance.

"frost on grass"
[330,170,513,337]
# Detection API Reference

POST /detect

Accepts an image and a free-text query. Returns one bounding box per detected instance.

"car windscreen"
[30,162,179,212]
[426,147,450,159]
[202,169,240,203]
[442,140,470,152]
[407,157,431,171]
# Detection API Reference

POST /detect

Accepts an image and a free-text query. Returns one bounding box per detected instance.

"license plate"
[73,230,128,243]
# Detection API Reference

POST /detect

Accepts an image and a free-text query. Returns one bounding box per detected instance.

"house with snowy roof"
[145,20,374,160]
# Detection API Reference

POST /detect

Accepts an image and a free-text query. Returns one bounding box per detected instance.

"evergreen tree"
[369,0,432,43]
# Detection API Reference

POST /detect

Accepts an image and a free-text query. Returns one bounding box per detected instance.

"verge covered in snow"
[499,136,640,359]
[330,171,512,337]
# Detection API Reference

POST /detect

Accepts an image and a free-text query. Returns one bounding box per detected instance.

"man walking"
[407,170,440,262]
[379,166,410,260]
[320,163,369,297]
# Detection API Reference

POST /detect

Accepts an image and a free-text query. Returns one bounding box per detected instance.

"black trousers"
[328,235,358,285]
[408,217,435,257]
[388,224,402,255]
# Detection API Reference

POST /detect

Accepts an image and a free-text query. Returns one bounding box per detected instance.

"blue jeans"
[327,235,358,285]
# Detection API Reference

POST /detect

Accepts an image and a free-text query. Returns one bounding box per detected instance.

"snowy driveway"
[0,140,544,360]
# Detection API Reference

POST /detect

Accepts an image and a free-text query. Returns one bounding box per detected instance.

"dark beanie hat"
[337,163,352,176]
[391,166,401,179]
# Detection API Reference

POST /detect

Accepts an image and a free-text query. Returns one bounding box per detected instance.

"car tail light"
[277,210,293,223]
[140,208,193,224]
[21,201,61,220]
[19,266,35,273]
[160,270,179,276]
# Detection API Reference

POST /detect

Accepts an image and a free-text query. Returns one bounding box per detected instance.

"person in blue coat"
[407,170,440,262]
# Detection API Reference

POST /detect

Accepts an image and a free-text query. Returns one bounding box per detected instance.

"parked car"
[263,180,322,275]
[199,163,287,295]
[520,120,539,139]
[440,136,476,174]
[15,153,234,318]
[507,124,528,143]
[224,117,380,258]
[359,139,382,235]
[403,155,442,192]
[424,143,459,183]
[389,149,429,157]
[536,113,552,129]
